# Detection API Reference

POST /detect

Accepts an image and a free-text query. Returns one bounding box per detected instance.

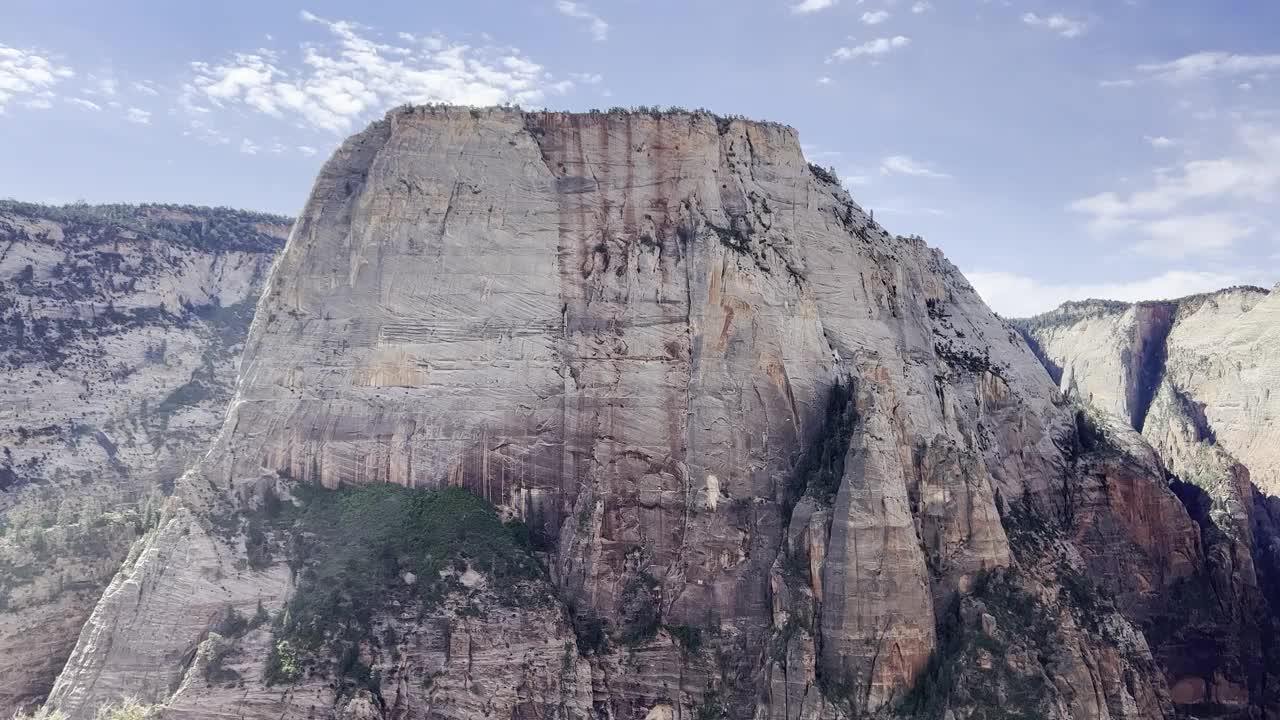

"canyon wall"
[1019,286,1280,713]
[0,203,287,715]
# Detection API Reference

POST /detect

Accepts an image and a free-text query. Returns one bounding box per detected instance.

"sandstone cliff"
[35,108,1272,720]
[1017,286,1280,714]
[0,202,287,715]
[1018,287,1280,495]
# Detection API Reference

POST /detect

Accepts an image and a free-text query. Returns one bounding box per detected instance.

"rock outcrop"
[1019,287,1280,495]
[0,202,287,715]
[32,108,1274,720]
[1018,286,1280,715]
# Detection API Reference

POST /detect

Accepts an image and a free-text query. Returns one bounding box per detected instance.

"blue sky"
[1,0,1277,315]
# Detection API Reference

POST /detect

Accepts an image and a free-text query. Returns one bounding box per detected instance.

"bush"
[263,638,303,685]
[570,608,609,656]
[667,623,704,654]
[262,484,547,689]
[695,690,729,720]
[203,637,240,687]
[213,606,249,638]
[619,570,661,645]
[808,164,840,185]
[245,522,271,569]
[898,570,1053,720]
[787,378,857,510]
[95,698,160,720]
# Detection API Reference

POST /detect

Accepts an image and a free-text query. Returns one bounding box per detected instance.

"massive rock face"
[1018,288,1280,714]
[1020,288,1280,495]
[0,202,287,715]
[35,108,1272,720]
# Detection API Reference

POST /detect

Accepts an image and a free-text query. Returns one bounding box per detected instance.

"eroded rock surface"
[1019,286,1280,715]
[0,202,287,714]
[38,108,1271,720]
[1019,287,1280,495]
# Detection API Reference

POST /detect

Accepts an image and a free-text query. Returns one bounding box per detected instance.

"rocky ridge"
[27,107,1280,720]
[0,201,288,715]
[1016,285,1280,713]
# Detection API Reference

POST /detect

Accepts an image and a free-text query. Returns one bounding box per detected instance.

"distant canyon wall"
[0,202,287,715]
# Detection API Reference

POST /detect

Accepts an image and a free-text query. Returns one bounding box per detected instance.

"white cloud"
[1131,213,1257,258]
[67,97,102,111]
[569,72,603,84]
[240,138,260,155]
[124,107,151,124]
[182,117,230,145]
[1099,79,1135,88]
[792,0,838,14]
[132,80,160,96]
[1021,12,1088,38]
[817,75,833,85]
[1144,135,1176,149]
[829,36,910,62]
[1138,51,1280,83]
[184,11,575,134]
[1070,124,1280,257]
[1072,125,1280,217]
[911,1,932,13]
[880,154,949,178]
[298,145,319,156]
[861,10,891,24]
[556,1,609,41]
[0,44,74,114]
[966,269,1256,317]
[86,74,118,97]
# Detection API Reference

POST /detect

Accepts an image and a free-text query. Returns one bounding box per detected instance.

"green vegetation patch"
[808,164,841,186]
[618,568,661,645]
[262,483,548,690]
[666,623,704,655]
[899,570,1055,720]
[0,200,290,253]
[786,378,858,510]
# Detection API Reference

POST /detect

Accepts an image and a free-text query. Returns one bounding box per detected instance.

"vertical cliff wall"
[1019,285,1280,713]
[1019,287,1279,496]
[40,108,1245,720]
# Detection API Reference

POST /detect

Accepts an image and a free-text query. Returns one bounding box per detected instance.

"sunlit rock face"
[1019,286,1280,715]
[0,202,287,716]
[42,108,1268,720]
[1020,286,1280,496]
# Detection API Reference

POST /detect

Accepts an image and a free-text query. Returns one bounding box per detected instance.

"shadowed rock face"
[0,202,287,716]
[1019,287,1280,716]
[39,108,1260,720]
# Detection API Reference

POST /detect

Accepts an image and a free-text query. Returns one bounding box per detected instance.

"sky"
[1,0,1278,316]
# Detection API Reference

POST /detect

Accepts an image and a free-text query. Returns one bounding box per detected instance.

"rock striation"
[1017,286,1280,714]
[1019,287,1280,495]
[32,108,1277,720]
[0,202,287,715]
